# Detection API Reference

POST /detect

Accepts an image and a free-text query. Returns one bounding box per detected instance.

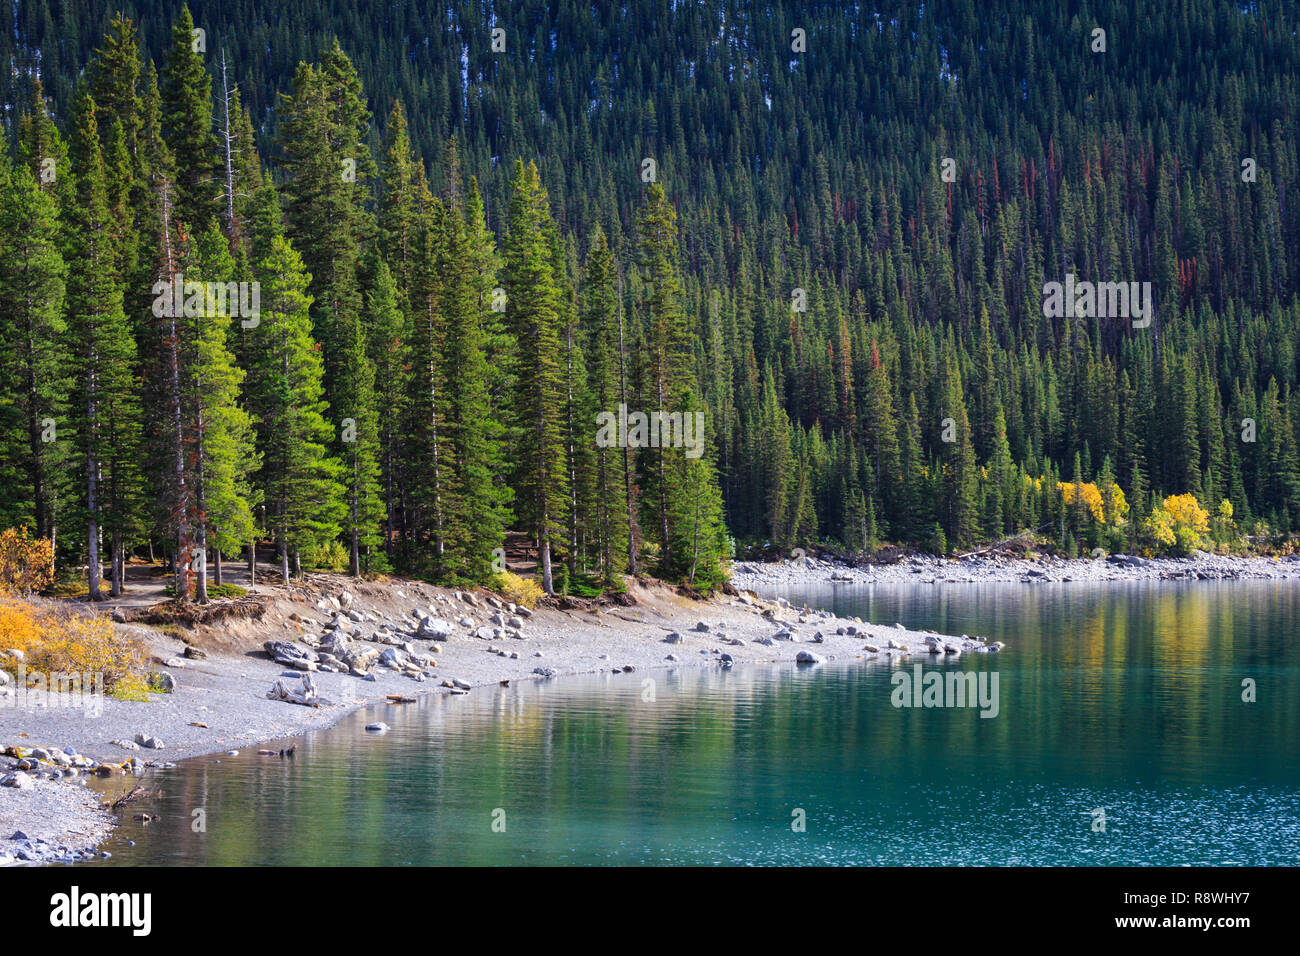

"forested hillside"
[1,1,1298,601]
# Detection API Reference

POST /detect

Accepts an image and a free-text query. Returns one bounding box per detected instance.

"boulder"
[795,650,824,664]
[264,640,317,664]
[418,617,454,640]
[340,645,380,676]
[1,772,34,790]
[379,648,408,670]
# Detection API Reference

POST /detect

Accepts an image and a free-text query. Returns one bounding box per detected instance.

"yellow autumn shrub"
[0,527,55,595]
[1144,493,1211,555]
[488,571,544,610]
[0,598,145,692]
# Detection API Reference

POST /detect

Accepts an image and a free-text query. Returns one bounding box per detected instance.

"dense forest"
[0,1,1298,601]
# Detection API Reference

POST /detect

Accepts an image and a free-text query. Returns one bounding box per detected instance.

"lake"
[87,580,1300,865]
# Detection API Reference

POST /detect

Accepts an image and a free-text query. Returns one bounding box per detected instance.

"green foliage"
[3,1,1299,597]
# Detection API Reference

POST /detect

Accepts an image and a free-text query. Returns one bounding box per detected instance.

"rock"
[863,644,880,653]
[693,621,711,632]
[458,617,474,628]
[887,639,906,650]
[894,623,906,630]
[10,830,30,841]
[811,632,825,643]
[507,615,524,629]
[663,632,684,644]
[475,626,495,640]
[112,739,140,751]
[418,617,454,640]
[339,645,380,676]
[516,606,532,618]
[795,650,824,665]
[0,670,10,686]
[365,722,389,733]
[719,653,734,664]
[111,608,127,623]
[134,734,164,749]
[533,667,558,678]
[452,678,471,690]
[665,653,680,661]
[1,772,34,790]
[152,672,178,693]
[183,645,208,660]
[264,640,317,664]
[379,648,408,669]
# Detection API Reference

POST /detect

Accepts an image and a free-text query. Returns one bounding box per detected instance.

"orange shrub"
[0,598,145,691]
[0,527,54,595]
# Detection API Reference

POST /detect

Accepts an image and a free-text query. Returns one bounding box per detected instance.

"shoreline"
[731,552,1300,588]
[1,573,986,864]
[8,553,1296,864]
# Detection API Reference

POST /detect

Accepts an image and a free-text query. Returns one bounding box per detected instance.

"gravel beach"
[1,573,985,863]
[731,551,1300,588]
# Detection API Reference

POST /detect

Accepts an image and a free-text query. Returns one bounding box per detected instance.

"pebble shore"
[1,574,983,864]
[731,551,1300,587]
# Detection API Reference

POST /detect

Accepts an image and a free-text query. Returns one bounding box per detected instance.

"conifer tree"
[502,160,568,594]
[580,227,630,581]
[246,229,344,583]
[64,88,143,598]
[161,4,219,234]
[0,157,68,542]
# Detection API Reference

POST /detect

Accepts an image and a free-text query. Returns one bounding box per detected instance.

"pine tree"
[161,4,219,235]
[0,156,68,542]
[187,223,258,599]
[362,254,406,564]
[335,306,384,576]
[64,88,143,598]
[502,160,568,594]
[246,230,344,583]
[439,185,512,581]
[580,227,630,581]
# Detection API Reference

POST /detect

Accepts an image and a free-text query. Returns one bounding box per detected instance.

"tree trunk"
[214,545,223,586]
[87,519,101,600]
[617,276,637,574]
[280,536,290,585]
[540,535,554,595]
[248,539,256,584]
[109,531,123,597]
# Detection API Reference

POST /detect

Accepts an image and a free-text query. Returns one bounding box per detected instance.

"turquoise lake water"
[88,580,1300,865]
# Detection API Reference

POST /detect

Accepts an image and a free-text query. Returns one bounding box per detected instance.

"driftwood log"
[266,673,331,707]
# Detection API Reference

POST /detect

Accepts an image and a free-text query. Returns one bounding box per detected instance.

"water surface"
[88,580,1300,865]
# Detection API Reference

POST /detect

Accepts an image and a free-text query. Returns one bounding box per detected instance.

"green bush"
[303,539,348,573]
